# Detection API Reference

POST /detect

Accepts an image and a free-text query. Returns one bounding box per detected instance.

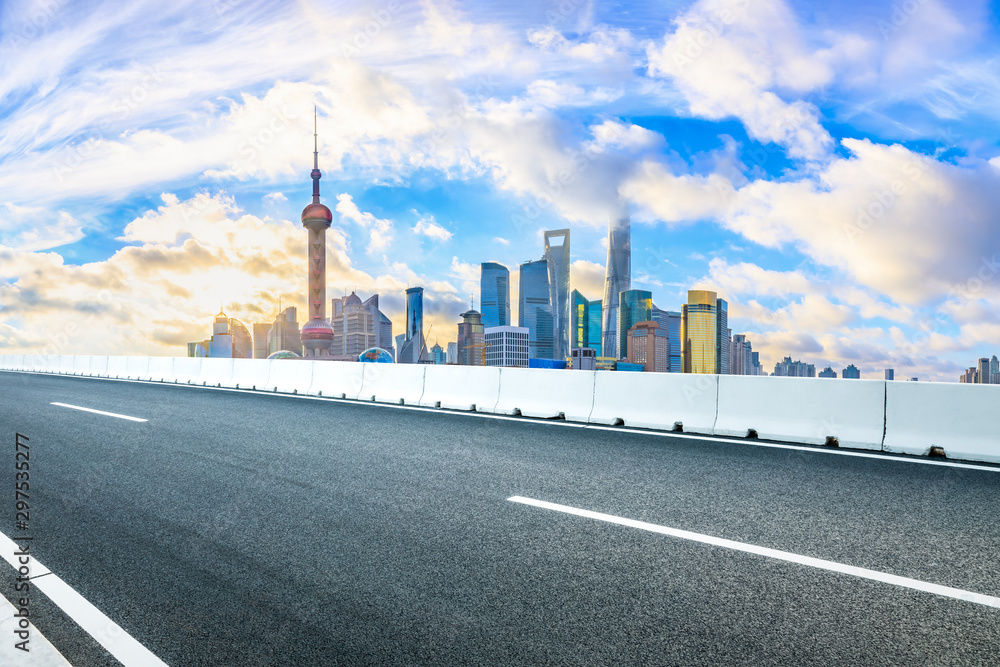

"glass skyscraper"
[398,287,425,363]
[617,289,652,359]
[716,298,729,375]
[570,289,601,356]
[519,258,553,359]
[545,229,571,360]
[588,299,602,357]
[480,262,510,328]
[602,204,630,360]
[653,307,681,372]
[682,290,718,374]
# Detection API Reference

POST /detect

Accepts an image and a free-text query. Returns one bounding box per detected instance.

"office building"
[588,299,603,357]
[484,326,529,367]
[681,290,718,374]
[230,319,252,358]
[992,355,1000,384]
[362,294,394,358]
[960,367,977,383]
[545,229,571,360]
[977,357,990,384]
[842,364,861,379]
[446,342,457,364]
[627,321,669,372]
[885,368,894,381]
[571,347,597,370]
[300,111,336,358]
[480,262,511,328]
[430,343,446,365]
[253,323,271,359]
[818,367,837,378]
[774,356,816,377]
[187,341,209,357]
[601,204,631,360]
[267,307,302,357]
[208,310,233,358]
[330,292,375,359]
[519,258,553,359]
[457,308,485,366]
[731,334,756,376]
[716,299,729,375]
[751,351,762,376]
[571,290,591,352]
[398,287,425,363]
[653,307,682,373]
[617,290,653,360]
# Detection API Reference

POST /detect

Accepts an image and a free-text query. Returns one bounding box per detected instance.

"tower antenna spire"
[311,106,322,204]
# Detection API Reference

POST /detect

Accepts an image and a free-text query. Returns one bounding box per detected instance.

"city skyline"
[1,1,999,381]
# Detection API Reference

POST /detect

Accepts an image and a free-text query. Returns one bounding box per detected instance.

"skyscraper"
[885,368,895,381]
[716,298,729,374]
[519,258,553,359]
[818,367,837,378]
[361,294,394,358]
[330,292,376,359]
[588,299,603,357]
[398,287,425,363]
[617,289,652,359]
[602,204,631,360]
[252,323,271,359]
[208,310,233,358]
[627,321,669,372]
[653,307,682,373]
[977,357,990,384]
[457,308,485,366]
[681,290,718,374]
[300,110,335,358]
[774,357,816,377]
[480,262,510,328]
[842,364,861,379]
[991,355,999,384]
[545,229,571,360]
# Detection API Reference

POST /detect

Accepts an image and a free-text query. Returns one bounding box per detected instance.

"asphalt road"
[1,370,999,666]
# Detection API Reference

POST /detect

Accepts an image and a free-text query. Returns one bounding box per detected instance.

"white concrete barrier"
[491,368,595,421]
[590,372,719,434]
[88,356,109,377]
[143,357,175,382]
[359,363,425,404]
[106,356,128,378]
[263,360,314,394]
[58,355,75,374]
[172,358,203,384]
[714,376,885,450]
[0,355,20,370]
[71,356,92,375]
[202,358,237,387]
[884,381,1000,463]
[124,357,149,379]
[419,365,501,412]
[307,361,365,399]
[228,358,267,390]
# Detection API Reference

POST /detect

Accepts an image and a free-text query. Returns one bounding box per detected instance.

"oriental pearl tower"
[299,109,335,357]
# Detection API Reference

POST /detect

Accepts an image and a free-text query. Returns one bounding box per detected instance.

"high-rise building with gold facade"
[681,290,718,374]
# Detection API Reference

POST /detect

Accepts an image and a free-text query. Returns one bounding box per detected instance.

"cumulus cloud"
[412,215,452,242]
[645,0,871,160]
[335,193,395,253]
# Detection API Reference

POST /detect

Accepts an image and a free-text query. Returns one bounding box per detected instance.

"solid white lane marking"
[508,496,1000,609]
[51,402,147,422]
[0,594,73,666]
[12,371,998,473]
[0,532,168,666]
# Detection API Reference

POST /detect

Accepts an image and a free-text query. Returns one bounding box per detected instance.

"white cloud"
[335,193,394,253]
[412,215,452,242]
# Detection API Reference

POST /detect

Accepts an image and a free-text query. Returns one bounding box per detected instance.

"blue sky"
[1,0,999,380]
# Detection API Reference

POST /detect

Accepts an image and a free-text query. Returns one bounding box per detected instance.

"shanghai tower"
[300,109,335,357]
[601,202,631,359]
